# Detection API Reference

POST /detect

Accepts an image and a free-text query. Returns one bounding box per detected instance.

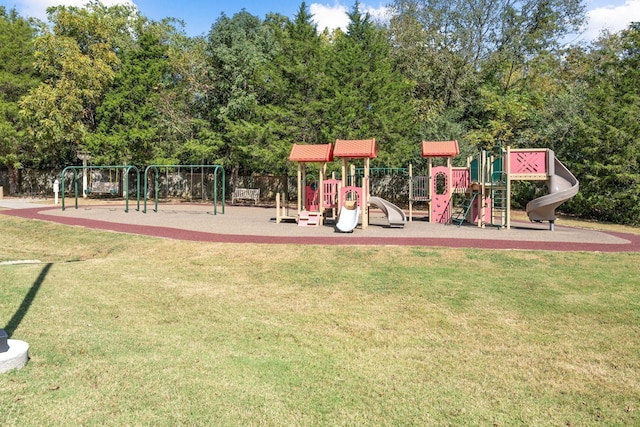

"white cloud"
[310,2,349,32]
[581,0,640,41]
[11,0,134,21]
[310,2,390,33]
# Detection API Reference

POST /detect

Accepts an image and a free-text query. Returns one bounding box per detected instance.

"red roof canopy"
[421,140,459,158]
[333,139,377,159]
[288,143,334,162]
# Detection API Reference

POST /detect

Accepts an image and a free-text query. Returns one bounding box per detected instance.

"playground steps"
[451,192,478,227]
[298,211,321,227]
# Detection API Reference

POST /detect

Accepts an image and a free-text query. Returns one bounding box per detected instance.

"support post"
[53,179,59,205]
[479,151,486,227]
[297,163,303,213]
[427,157,433,223]
[319,163,326,225]
[408,163,413,222]
[0,329,29,373]
[506,146,512,230]
[362,157,370,229]
[276,193,282,223]
[77,151,91,198]
[0,329,8,353]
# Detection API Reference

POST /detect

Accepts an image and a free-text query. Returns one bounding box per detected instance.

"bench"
[231,188,259,205]
[85,181,118,196]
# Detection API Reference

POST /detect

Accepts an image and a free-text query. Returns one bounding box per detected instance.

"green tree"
[205,10,281,179]
[19,1,139,167]
[277,2,331,147]
[327,2,416,166]
[388,0,586,157]
[163,30,222,165]
[0,6,41,193]
[88,29,171,165]
[387,4,469,152]
[549,24,640,224]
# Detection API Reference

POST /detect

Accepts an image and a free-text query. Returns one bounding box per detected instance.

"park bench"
[231,188,260,205]
[85,181,118,196]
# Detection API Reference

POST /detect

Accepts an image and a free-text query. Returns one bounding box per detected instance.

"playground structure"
[418,141,579,230]
[280,138,407,231]
[280,139,578,231]
[58,141,577,232]
[279,142,335,226]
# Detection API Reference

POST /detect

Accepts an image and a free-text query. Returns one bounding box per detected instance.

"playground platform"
[1,198,639,252]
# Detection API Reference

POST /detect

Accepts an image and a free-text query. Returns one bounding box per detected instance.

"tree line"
[1,1,639,224]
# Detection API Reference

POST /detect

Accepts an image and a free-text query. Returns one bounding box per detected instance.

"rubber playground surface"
[2,198,640,252]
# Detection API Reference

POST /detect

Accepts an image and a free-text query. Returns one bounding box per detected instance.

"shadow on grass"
[3,263,52,337]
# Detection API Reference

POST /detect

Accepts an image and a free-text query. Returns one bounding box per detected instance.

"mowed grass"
[1,216,639,426]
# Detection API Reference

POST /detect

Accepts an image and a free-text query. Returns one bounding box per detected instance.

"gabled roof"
[421,140,460,158]
[333,139,377,159]
[288,143,334,162]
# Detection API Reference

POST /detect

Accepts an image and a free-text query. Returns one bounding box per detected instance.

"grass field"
[1,215,639,426]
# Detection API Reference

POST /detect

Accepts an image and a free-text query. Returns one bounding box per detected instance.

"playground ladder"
[490,179,508,228]
[451,192,478,227]
[488,152,507,227]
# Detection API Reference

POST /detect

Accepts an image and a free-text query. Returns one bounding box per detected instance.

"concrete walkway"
[0,197,51,210]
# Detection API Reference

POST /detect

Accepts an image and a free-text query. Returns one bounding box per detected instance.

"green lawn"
[1,216,639,426]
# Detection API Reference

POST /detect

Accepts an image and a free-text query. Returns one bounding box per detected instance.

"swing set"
[61,164,226,215]
[142,165,225,215]
[60,165,141,212]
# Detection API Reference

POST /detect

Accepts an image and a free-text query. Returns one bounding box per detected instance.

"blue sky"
[2,0,639,43]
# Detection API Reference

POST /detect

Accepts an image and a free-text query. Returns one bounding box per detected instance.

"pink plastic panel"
[305,186,319,211]
[452,168,470,189]
[431,166,451,223]
[340,186,362,207]
[323,179,340,208]
[509,151,547,174]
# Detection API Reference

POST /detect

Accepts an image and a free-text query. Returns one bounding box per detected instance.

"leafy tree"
[388,0,586,158]
[0,7,41,193]
[386,10,464,168]
[223,3,336,176]
[550,24,640,224]
[19,1,139,167]
[276,2,331,147]
[88,29,171,165]
[205,10,281,179]
[165,31,223,165]
[327,2,416,166]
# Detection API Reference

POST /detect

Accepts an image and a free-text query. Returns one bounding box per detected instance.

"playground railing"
[452,167,470,192]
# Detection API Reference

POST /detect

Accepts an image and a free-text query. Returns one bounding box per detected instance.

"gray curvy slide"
[526,151,579,227]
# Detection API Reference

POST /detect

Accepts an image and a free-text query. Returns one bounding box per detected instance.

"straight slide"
[526,153,579,224]
[335,206,360,233]
[368,196,407,228]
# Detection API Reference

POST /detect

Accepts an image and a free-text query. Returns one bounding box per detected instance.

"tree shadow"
[3,263,52,337]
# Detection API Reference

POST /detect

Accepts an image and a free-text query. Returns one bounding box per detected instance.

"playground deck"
[1,198,639,252]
